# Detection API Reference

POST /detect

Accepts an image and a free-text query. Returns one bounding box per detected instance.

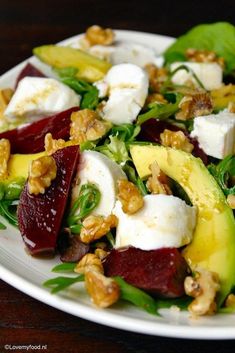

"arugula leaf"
[61,77,92,94]
[164,22,235,75]
[61,76,99,109]
[114,276,159,315]
[81,86,99,110]
[67,183,101,231]
[208,155,235,196]
[52,263,77,273]
[43,274,84,294]
[0,200,19,227]
[137,93,182,125]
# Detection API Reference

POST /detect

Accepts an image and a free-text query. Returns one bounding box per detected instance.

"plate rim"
[1,29,235,340]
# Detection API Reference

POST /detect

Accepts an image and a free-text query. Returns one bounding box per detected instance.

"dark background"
[1,0,235,352]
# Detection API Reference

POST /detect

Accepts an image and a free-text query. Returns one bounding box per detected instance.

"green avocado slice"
[33,45,112,83]
[130,144,235,306]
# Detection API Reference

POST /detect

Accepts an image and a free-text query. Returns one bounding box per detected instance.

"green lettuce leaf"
[164,22,235,75]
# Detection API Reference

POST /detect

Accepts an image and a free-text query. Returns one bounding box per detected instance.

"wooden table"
[1,0,235,351]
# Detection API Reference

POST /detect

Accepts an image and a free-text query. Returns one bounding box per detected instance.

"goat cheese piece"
[102,63,148,124]
[191,112,235,159]
[89,42,158,68]
[71,150,126,217]
[113,194,196,251]
[93,80,109,98]
[170,62,223,91]
[5,77,80,121]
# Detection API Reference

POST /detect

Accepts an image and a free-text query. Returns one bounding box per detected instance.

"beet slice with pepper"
[0,107,78,154]
[103,247,190,298]
[17,145,80,255]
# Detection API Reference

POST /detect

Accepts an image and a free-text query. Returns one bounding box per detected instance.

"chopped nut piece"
[85,269,120,308]
[28,156,57,195]
[145,64,168,92]
[85,25,115,46]
[145,93,167,107]
[225,294,235,308]
[146,161,172,195]
[184,268,220,316]
[80,214,118,244]
[70,109,110,144]
[228,102,235,113]
[186,48,225,68]
[95,248,109,260]
[117,179,144,215]
[75,253,104,274]
[0,139,10,179]
[160,129,194,153]
[176,92,213,120]
[44,133,67,155]
[227,194,235,209]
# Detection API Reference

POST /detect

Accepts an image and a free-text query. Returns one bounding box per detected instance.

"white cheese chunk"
[89,42,158,68]
[5,77,80,121]
[72,150,126,217]
[170,62,223,90]
[113,195,196,251]
[93,80,109,98]
[102,63,148,124]
[191,112,235,159]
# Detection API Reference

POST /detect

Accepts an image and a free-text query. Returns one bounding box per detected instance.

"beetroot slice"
[103,247,190,298]
[139,119,208,165]
[15,63,46,88]
[0,107,78,154]
[17,145,80,255]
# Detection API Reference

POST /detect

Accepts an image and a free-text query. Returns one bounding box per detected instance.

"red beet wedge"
[15,63,46,88]
[103,247,190,298]
[0,107,79,154]
[17,145,80,255]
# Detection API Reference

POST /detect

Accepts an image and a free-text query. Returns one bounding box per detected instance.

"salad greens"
[208,155,235,196]
[164,22,235,75]
[67,183,101,233]
[0,178,25,227]
[2,21,235,319]
[44,274,85,294]
[137,92,183,125]
[56,67,99,110]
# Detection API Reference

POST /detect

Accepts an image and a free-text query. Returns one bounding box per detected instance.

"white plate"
[1,30,235,340]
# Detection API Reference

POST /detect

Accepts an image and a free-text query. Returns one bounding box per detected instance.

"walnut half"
[70,109,111,144]
[75,253,120,308]
[146,161,172,195]
[117,179,144,215]
[160,129,194,153]
[28,156,57,195]
[85,25,115,46]
[80,214,118,244]
[44,133,67,155]
[184,268,220,316]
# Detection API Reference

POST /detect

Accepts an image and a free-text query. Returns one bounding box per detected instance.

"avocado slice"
[130,144,235,305]
[33,45,112,83]
[5,152,45,183]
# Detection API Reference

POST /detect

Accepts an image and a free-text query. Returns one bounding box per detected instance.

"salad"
[0,22,235,319]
